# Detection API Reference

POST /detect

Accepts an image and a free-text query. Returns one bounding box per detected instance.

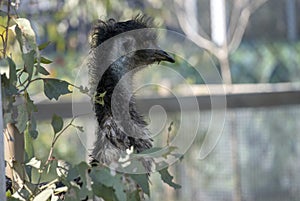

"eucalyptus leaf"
[113,181,126,201]
[28,116,38,139]
[32,188,53,201]
[14,18,37,50]
[127,190,141,201]
[24,91,37,114]
[16,104,28,133]
[15,25,23,52]
[89,167,114,187]
[36,66,50,75]
[130,174,150,196]
[43,78,72,100]
[40,56,52,64]
[7,57,17,85]
[51,114,63,134]
[1,73,18,96]
[159,168,181,189]
[26,157,41,169]
[91,183,116,201]
[24,122,35,181]
[38,41,51,50]
[22,50,35,80]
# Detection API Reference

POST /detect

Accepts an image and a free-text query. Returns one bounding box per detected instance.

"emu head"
[90,15,174,71]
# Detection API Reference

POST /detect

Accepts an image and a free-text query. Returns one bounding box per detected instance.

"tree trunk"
[4,123,25,190]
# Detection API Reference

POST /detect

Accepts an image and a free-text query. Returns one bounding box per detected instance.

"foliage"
[1,1,180,201]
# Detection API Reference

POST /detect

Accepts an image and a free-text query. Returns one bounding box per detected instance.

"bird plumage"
[88,15,175,170]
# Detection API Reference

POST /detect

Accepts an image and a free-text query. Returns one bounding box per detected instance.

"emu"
[88,15,175,170]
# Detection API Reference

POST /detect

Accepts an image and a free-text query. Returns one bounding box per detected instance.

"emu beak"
[154,50,175,63]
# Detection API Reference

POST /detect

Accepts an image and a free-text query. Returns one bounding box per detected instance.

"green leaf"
[77,162,89,181]
[24,91,37,114]
[43,78,72,100]
[28,117,38,139]
[24,123,35,181]
[16,104,29,133]
[91,183,116,201]
[113,181,126,201]
[51,114,63,134]
[89,167,114,187]
[32,188,53,201]
[1,73,18,96]
[7,57,17,85]
[94,91,106,106]
[34,57,52,64]
[40,56,52,64]
[38,41,51,50]
[22,50,35,80]
[15,25,23,52]
[159,168,181,189]
[127,190,141,201]
[139,147,163,154]
[36,66,50,75]
[130,174,150,196]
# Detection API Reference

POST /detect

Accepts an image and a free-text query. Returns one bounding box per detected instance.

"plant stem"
[46,117,77,164]
[3,0,11,58]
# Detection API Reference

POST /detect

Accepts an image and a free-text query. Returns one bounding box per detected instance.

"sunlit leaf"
[38,41,51,50]
[32,188,53,201]
[51,114,63,134]
[14,18,37,50]
[40,56,52,64]
[43,78,72,100]
[26,157,41,169]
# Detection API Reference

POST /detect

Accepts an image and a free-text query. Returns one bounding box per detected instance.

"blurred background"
[3,0,300,200]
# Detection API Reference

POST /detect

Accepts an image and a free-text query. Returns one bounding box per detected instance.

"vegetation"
[1,1,180,200]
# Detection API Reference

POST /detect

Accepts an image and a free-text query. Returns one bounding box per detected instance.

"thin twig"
[33,116,78,195]
[18,77,43,93]
[46,116,77,164]
[3,0,11,58]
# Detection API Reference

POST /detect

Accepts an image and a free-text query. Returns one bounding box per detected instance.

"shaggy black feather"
[88,15,175,170]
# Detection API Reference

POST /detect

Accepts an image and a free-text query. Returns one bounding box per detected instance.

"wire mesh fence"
[149,105,300,201]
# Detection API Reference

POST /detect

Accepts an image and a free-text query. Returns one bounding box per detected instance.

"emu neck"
[95,57,136,122]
